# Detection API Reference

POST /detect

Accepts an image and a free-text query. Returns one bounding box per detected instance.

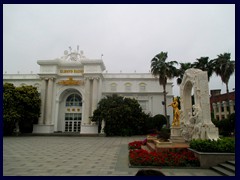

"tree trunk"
[226,82,230,117]
[163,84,169,128]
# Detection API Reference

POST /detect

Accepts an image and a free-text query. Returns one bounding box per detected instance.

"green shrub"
[189,137,235,153]
[212,113,235,137]
[3,83,40,135]
[145,114,167,133]
[91,94,149,136]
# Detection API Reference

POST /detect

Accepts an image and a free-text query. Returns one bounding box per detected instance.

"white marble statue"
[179,68,219,141]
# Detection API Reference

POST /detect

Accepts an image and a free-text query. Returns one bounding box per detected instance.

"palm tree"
[150,52,178,128]
[176,62,192,85]
[212,53,235,114]
[191,57,214,81]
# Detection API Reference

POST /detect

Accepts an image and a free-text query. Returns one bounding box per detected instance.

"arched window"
[110,83,117,92]
[20,83,27,87]
[125,82,132,92]
[66,94,82,106]
[139,83,146,92]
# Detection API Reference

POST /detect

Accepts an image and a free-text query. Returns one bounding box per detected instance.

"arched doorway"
[55,88,84,133]
[64,94,82,132]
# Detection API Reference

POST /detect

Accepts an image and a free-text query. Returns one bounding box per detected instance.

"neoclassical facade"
[3,48,174,134]
[210,90,235,120]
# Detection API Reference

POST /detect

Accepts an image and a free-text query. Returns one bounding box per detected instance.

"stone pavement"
[3,136,221,176]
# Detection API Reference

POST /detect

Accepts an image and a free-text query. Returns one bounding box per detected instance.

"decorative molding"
[57,77,84,86]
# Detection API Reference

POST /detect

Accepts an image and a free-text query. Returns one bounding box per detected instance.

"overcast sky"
[3,4,235,96]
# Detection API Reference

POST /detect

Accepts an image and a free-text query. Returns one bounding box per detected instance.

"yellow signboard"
[60,69,84,74]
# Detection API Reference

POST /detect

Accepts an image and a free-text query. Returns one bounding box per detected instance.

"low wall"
[188,148,235,168]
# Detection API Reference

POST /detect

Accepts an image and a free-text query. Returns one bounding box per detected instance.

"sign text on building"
[60,69,84,74]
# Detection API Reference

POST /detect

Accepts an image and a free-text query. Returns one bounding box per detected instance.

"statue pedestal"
[170,126,185,143]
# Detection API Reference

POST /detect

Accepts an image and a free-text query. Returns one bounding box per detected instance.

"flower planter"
[147,135,158,143]
[188,148,235,168]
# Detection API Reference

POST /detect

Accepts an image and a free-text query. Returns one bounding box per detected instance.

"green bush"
[189,137,235,153]
[3,83,41,135]
[91,94,149,136]
[212,115,235,137]
[157,130,170,141]
[146,114,167,133]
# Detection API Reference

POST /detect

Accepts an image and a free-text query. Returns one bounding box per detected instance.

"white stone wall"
[3,74,41,92]
[102,73,174,121]
[3,57,174,133]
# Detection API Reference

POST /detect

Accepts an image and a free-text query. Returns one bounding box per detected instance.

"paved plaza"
[3,135,222,176]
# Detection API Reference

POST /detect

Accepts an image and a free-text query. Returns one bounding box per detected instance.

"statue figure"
[168,97,180,126]
[191,105,202,140]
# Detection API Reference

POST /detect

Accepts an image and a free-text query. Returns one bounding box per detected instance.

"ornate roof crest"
[60,45,86,61]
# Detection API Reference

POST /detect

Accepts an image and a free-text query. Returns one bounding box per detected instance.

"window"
[20,83,27,86]
[66,94,82,106]
[221,104,224,112]
[65,113,82,121]
[110,83,117,92]
[139,83,146,92]
[125,83,132,92]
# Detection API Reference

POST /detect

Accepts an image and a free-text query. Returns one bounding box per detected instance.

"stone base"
[33,124,54,133]
[80,124,98,134]
[189,148,235,168]
[147,135,158,143]
[170,126,185,143]
[154,140,173,148]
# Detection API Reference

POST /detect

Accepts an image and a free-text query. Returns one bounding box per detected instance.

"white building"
[3,48,174,134]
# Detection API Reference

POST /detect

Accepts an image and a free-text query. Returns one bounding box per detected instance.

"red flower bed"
[129,148,200,167]
[128,141,143,149]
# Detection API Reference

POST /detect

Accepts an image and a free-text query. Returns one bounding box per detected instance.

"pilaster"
[91,77,99,115]
[212,103,217,120]
[217,102,222,120]
[45,78,54,125]
[222,101,228,119]
[39,78,47,124]
[83,78,91,124]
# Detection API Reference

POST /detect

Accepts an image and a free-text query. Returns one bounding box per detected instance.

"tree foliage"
[146,114,167,133]
[3,83,41,135]
[3,83,21,135]
[213,53,235,93]
[212,113,235,137]
[176,62,192,85]
[150,52,178,128]
[91,94,148,136]
[191,57,214,81]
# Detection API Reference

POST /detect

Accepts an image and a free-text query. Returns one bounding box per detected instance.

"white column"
[91,78,98,115]
[222,101,228,119]
[54,99,60,132]
[39,78,47,124]
[83,78,91,124]
[212,103,217,120]
[45,78,54,125]
[229,100,234,114]
[217,102,222,120]
[100,120,105,134]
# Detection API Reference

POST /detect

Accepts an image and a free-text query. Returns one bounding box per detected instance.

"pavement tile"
[3,136,223,176]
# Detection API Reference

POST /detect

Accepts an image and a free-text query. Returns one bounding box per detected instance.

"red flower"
[129,148,200,167]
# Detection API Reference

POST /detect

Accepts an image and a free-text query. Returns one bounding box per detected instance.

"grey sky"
[3,4,235,96]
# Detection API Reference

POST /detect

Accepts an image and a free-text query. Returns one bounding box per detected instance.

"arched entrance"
[64,94,82,132]
[56,88,84,133]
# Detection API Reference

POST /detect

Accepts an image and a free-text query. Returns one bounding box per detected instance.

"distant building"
[210,89,235,120]
[3,48,174,134]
